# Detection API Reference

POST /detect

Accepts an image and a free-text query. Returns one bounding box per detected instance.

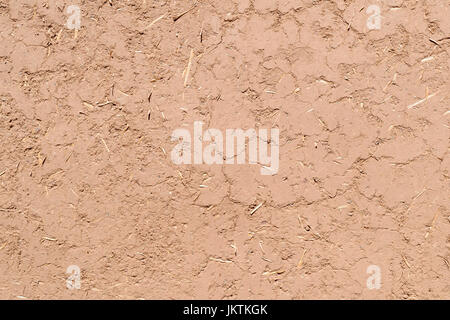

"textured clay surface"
[0,0,449,299]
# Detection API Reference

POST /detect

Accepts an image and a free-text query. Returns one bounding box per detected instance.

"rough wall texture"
[0,0,449,299]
